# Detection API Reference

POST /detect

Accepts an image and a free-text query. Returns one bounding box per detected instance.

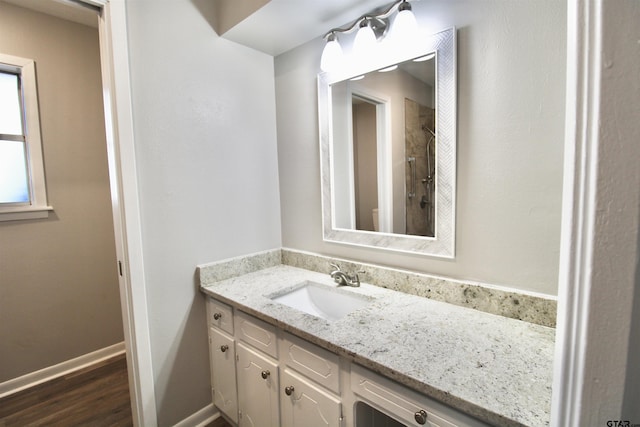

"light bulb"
[320,35,343,72]
[378,65,398,73]
[353,21,377,58]
[390,1,418,41]
[413,53,435,62]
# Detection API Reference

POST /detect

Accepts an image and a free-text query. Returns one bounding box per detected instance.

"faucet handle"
[352,269,365,285]
[330,263,341,272]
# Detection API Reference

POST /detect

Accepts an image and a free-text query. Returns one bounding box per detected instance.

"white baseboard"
[173,403,219,427]
[0,341,126,399]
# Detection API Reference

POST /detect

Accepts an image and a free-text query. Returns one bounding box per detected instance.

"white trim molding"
[552,0,640,425]
[172,404,220,427]
[0,342,125,399]
[0,53,52,221]
[95,1,158,426]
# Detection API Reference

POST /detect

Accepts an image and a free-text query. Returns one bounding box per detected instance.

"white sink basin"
[270,281,372,321]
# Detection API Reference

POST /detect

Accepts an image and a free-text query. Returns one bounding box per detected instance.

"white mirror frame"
[318,27,457,258]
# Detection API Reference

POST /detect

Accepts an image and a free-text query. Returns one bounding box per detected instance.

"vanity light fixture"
[319,0,418,72]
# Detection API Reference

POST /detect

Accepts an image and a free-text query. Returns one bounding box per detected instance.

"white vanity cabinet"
[206,296,487,427]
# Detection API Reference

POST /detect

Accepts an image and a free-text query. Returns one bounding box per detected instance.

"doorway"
[0,0,124,386]
[0,1,154,425]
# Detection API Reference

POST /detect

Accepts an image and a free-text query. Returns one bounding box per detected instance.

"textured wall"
[275,1,566,295]
[125,0,282,424]
[0,2,123,382]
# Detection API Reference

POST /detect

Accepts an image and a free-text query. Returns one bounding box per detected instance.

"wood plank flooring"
[205,416,232,427]
[0,354,132,427]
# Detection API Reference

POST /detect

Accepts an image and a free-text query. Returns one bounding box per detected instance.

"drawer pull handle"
[414,410,428,425]
[284,386,295,396]
[220,345,229,353]
[261,370,270,379]
[213,313,222,320]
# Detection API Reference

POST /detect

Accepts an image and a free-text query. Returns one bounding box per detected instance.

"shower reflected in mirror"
[405,99,435,237]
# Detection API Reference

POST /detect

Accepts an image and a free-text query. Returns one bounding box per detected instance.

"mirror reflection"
[330,55,436,237]
[318,27,455,258]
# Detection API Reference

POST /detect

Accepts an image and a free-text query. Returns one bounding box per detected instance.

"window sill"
[0,206,53,222]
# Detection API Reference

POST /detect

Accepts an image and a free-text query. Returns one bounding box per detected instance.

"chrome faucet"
[329,263,362,287]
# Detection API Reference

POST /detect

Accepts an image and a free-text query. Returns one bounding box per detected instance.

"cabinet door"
[281,368,342,427]
[236,342,280,427]
[210,327,238,423]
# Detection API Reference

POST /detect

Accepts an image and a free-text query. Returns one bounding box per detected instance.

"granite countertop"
[200,265,555,427]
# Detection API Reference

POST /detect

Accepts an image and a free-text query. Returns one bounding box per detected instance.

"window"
[0,53,51,221]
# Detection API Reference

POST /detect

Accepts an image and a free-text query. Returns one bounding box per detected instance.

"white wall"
[124,0,282,424]
[599,3,640,418]
[275,1,566,295]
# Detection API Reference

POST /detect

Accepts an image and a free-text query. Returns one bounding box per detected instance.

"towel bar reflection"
[407,156,416,199]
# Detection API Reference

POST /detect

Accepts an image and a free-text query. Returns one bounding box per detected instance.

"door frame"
[347,85,393,233]
[552,0,639,425]
[80,1,157,425]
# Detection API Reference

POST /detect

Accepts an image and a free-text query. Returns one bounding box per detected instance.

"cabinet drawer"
[208,298,233,334]
[280,332,340,394]
[351,364,487,427]
[236,311,278,358]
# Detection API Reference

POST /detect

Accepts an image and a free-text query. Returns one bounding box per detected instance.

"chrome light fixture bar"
[320,0,418,72]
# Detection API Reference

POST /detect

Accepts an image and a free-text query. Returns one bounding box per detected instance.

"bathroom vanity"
[199,262,554,427]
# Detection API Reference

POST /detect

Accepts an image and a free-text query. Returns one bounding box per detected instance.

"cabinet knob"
[414,409,428,425]
[261,370,270,379]
[220,344,229,353]
[213,313,222,320]
[284,386,295,396]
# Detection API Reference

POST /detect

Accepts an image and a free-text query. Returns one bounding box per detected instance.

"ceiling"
[1,0,98,28]
[220,0,396,56]
[1,0,399,57]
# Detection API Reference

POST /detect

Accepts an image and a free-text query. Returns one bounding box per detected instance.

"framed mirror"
[318,27,456,257]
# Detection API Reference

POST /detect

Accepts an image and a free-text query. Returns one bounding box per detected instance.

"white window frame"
[0,53,52,221]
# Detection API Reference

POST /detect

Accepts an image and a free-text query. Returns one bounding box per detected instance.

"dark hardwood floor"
[205,416,233,427]
[0,354,132,427]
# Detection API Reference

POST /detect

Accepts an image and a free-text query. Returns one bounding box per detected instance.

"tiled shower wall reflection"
[405,98,435,236]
